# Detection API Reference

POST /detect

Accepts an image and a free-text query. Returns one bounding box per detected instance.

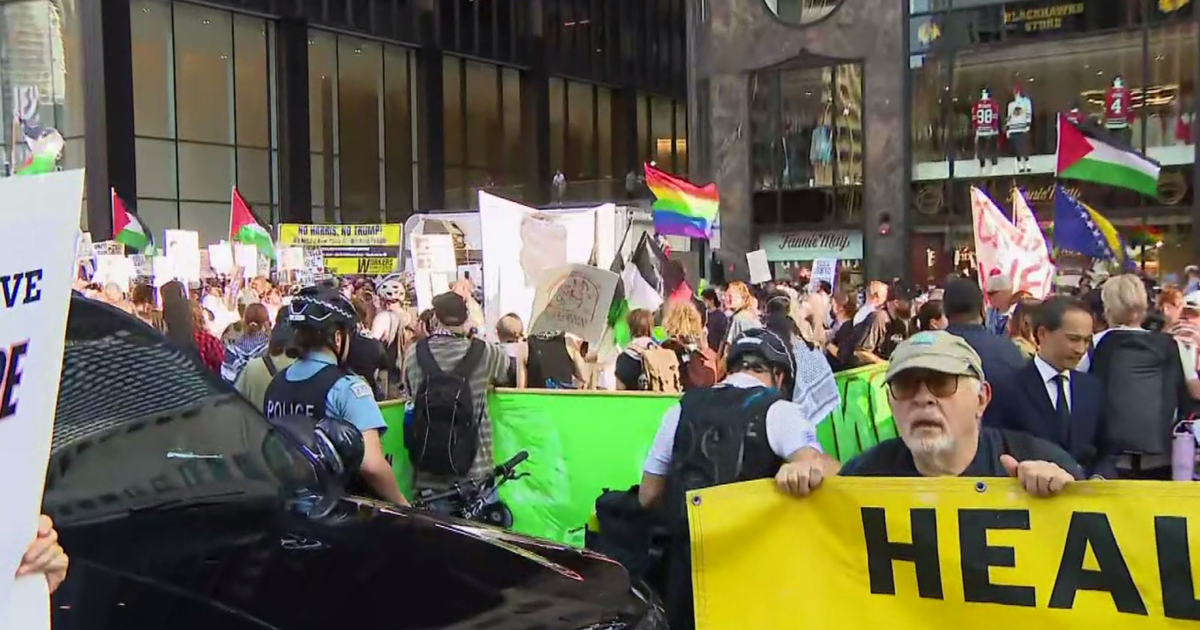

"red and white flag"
[970,186,1053,299]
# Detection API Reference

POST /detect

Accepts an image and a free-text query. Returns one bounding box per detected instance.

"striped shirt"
[402,333,510,488]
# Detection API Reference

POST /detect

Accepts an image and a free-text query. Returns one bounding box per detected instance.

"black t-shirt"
[615,352,644,390]
[347,331,386,398]
[840,427,1085,480]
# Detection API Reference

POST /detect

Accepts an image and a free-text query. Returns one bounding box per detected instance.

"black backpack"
[405,338,486,477]
[1089,329,1184,456]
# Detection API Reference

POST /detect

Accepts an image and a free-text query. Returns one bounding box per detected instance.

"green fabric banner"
[380,365,897,545]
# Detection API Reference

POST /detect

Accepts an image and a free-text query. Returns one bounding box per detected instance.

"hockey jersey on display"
[972,98,1001,137]
[1007,96,1032,135]
[1105,86,1132,129]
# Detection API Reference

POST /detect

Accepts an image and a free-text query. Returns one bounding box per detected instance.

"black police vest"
[263,364,346,420]
[665,385,783,529]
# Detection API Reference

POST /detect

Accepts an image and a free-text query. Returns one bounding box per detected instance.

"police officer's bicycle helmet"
[287,284,357,333]
[376,273,406,303]
[725,327,796,381]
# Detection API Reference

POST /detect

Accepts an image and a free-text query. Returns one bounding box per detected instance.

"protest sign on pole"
[529,264,619,346]
[812,258,838,289]
[164,229,201,283]
[690,477,1200,630]
[0,170,85,630]
[970,186,1053,299]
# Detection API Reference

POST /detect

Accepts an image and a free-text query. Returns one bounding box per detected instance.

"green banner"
[381,365,897,546]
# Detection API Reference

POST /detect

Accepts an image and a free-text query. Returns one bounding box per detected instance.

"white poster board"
[970,187,1053,299]
[207,242,235,275]
[0,170,85,630]
[478,192,605,339]
[164,229,200,283]
[746,249,771,285]
[529,264,619,346]
[411,234,457,274]
[233,244,258,278]
[811,258,838,289]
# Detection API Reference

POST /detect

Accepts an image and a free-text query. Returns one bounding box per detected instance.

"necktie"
[1054,374,1071,444]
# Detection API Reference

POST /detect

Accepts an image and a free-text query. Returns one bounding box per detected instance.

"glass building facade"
[29,0,688,246]
[908,0,1199,280]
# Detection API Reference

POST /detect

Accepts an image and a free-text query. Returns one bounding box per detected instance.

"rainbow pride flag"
[644,162,719,239]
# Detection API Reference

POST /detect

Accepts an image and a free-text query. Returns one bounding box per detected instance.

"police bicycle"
[414,451,529,528]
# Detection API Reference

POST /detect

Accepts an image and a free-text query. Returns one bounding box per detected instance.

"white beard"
[905,433,956,457]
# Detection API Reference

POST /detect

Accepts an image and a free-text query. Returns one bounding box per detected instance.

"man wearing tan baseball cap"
[776,331,1083,498]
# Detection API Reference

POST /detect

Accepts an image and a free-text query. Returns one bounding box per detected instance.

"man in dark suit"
[943,279,1027,427]
[993,296,1116,479]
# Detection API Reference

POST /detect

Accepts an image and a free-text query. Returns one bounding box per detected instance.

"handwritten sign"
[970,187,1053,299]
[529,264,619,346]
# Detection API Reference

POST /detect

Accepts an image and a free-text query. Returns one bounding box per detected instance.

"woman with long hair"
[160,280,194,350]
[130,283,165,332]
[189,298,225,374]
[764,292,840,422]
[221,303,273,382]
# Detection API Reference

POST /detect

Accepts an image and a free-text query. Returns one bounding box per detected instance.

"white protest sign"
[811,258,838,289]
[529,264,619,346]
[279,246,304,272]
[207,242,235,275]
[93,254,135,292]
[411,234,457,273]
[233,243,258,278]
[92,240,123,256]
[129,254,152,277]
[164,229,200,283]
[152,255,174,288]
[970,187,1053,300]
[746,249,771,284]
[0,170,84,630]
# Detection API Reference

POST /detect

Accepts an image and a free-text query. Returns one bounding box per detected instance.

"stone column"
[694,0,908,282]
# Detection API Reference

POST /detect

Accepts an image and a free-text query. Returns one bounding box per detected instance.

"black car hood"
[54,493,653,630]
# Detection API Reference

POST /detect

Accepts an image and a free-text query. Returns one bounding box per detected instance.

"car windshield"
[44,296,321,524]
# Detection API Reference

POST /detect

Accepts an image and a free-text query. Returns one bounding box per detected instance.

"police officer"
[264,285,410,507]
[637,328,839,630]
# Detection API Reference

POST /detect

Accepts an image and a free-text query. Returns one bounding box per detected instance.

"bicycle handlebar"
[497,450,529,477]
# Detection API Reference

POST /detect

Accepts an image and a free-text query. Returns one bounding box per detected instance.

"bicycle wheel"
[478,502,514,528]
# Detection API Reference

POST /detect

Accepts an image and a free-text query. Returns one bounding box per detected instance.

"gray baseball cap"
[885,331,984,383]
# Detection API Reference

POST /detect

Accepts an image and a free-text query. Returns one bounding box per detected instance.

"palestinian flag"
[230,187,275,260]
[112,188,150,252]
[1056,114,1161,197]
[607,233,692,346]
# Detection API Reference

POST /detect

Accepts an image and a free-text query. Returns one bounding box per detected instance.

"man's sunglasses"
[888,371,965,401]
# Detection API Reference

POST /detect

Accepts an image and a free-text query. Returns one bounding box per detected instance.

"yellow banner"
[276,223,402,275]
[689,479,1200,629]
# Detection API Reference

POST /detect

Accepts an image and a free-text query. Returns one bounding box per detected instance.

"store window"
[1146,12,1197,158]
[751,62,864,226]
[0,1,85,183]
[310,30,419,220]
[131,0,276,247]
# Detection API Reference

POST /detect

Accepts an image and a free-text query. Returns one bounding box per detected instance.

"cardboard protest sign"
[529,264,619,346]
[0,170,84,629]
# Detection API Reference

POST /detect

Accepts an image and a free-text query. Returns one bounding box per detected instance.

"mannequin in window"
[1177,93,1195,146]
[1006,85,1033,174]
[971,87,1001,174]
[1064,100,1085,126]
[1104,75,1133,145]
[809,100,834,187]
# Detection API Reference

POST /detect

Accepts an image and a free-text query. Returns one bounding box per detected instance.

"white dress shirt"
[1034,355,1071,412]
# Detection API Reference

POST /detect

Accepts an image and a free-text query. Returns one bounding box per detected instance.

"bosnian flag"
[1056,114,1161,197]
[230,187,275,260]
[112,188,150,252]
